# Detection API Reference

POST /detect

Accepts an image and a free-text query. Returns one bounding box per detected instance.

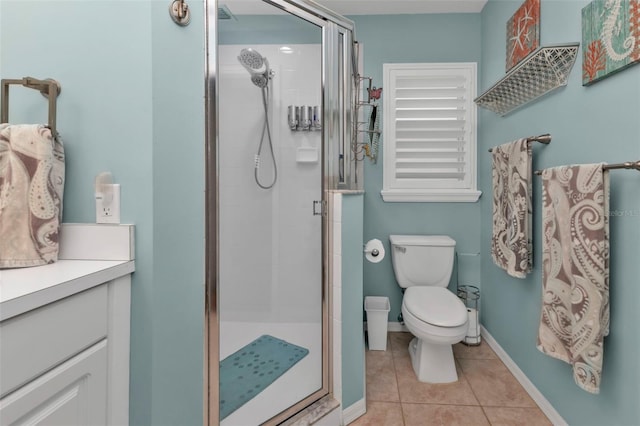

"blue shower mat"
[219,334,309,420]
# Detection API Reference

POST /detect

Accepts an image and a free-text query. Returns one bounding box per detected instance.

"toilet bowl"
[390,235,469,383]
[402,287,468,382]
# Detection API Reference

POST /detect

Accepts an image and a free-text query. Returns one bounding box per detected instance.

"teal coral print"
[582,0,640,85]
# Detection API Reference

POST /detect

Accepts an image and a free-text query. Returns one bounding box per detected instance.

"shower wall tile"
[333,317,343,403]
[332,255,342,308]
[331,192,344,406]
[333,254,342,287]
[333,193,342,220]
[219,44,322,323]
[333,222,342,255]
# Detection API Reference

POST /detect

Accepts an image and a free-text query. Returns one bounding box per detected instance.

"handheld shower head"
[238,48,273,88]
[238,48,265,71]
[251,74,268,89]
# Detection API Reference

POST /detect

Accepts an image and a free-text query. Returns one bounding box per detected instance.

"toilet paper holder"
[363,239,385,263]
[364,247,380,257]
[457,285,481,346]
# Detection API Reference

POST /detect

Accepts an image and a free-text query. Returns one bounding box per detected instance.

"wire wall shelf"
[353,75,381,163]
[475,43,580,116]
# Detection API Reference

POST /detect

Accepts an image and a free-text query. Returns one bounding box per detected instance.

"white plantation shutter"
[381,63,481,202]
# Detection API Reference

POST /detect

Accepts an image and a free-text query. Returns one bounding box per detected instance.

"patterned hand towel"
[491,139,532,278]
[537,164,609,394]
[0,124,65,268]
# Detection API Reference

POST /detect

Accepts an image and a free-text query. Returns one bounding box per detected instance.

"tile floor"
[351,332,552,426]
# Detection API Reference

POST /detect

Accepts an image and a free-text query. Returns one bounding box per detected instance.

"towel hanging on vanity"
[536,163,610,394]
[0,124,65,268]
[491,139,532,278]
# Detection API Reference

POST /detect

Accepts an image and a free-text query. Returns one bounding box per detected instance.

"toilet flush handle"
[395,246,407,253]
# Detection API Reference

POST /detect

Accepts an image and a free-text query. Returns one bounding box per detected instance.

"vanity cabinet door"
[0,340,108,426]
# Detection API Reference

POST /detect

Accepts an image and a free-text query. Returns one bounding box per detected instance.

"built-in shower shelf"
[296,146,318,163]
[475,43,580,116]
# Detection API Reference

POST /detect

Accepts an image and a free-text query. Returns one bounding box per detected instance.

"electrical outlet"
[96,184,121,224]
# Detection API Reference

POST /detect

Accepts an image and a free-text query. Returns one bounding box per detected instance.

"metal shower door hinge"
[313,200,326,216]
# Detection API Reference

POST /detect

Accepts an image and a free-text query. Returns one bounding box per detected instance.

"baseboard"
[387,321,409,332]
[342,398,366,425]
[363,321,408,333]
[480,326,567,426]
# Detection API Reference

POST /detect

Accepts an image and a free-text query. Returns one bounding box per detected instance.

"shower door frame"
[204,1,356,425]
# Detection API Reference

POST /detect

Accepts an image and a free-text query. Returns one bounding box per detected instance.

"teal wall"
[7,1,637,424]
[0,1,206,425]
[350,14,483,323]
[341,193,365,409]
[149,2,205,425]
[479,1,640,425]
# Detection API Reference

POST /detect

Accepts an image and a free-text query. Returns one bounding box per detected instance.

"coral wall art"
[582,0,640,85]
[506,0,541,71]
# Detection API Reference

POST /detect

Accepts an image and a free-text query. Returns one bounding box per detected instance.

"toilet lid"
[404,287,468,327]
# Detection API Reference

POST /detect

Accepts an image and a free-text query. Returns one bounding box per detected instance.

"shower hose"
[255,86,278,189]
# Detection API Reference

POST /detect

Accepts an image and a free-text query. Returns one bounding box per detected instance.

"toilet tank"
[389,235,456,288]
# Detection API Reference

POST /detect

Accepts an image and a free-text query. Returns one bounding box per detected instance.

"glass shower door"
[217,2,325,424]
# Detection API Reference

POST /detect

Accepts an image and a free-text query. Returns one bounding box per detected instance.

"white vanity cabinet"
[0,224,135,426]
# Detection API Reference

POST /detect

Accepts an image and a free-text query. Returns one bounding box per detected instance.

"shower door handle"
[313,200,326,216]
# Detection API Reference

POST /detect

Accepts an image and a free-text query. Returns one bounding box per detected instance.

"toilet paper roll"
[466,308,478,337]
[465,308,481,344]
[364,239,385,263]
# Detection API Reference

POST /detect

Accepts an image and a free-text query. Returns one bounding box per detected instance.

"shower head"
[238,48,265,71]
[238,48,273,88]
[251,74,268,89]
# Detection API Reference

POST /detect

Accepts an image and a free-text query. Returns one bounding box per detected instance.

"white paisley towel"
[537,164,610,394]
[0,124,65,268]
[491,139,532,278]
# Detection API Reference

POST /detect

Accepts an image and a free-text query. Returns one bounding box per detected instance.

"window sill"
[380,189,482,203]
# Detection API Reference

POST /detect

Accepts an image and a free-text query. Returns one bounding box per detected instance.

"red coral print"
[507,0,541,70]
[630,0,640,61]
[583,40,607,82]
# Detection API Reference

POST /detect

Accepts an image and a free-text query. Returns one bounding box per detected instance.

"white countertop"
[0,260,135,321]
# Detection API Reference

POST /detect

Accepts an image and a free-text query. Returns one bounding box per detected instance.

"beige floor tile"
[363,332,551,426]
[394,353,479,406]
[366,333,391,351]
[365,350,400,402]
[350,401,404,426]
[453,341,497,360]
[483,407,552,426]
[389,332,413,355]
[457,359,537,408]
[402,403,490,426]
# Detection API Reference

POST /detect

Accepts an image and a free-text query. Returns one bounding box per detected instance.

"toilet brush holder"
[457,285,481,346]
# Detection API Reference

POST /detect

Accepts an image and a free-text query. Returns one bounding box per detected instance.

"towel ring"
[1,77,61,136]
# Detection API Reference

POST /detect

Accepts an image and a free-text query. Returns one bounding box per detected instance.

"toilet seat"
[404,287,468,327]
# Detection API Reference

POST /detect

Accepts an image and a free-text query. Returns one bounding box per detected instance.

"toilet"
[389,235,469,383]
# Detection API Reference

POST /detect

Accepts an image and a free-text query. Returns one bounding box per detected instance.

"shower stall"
[206,0,358,424]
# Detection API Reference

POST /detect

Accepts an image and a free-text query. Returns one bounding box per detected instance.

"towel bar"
[534,161,640,175]
[1,77,61,136]
[488,134,551,152]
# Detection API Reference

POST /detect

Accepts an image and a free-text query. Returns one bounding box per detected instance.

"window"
[381,63,481,202]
